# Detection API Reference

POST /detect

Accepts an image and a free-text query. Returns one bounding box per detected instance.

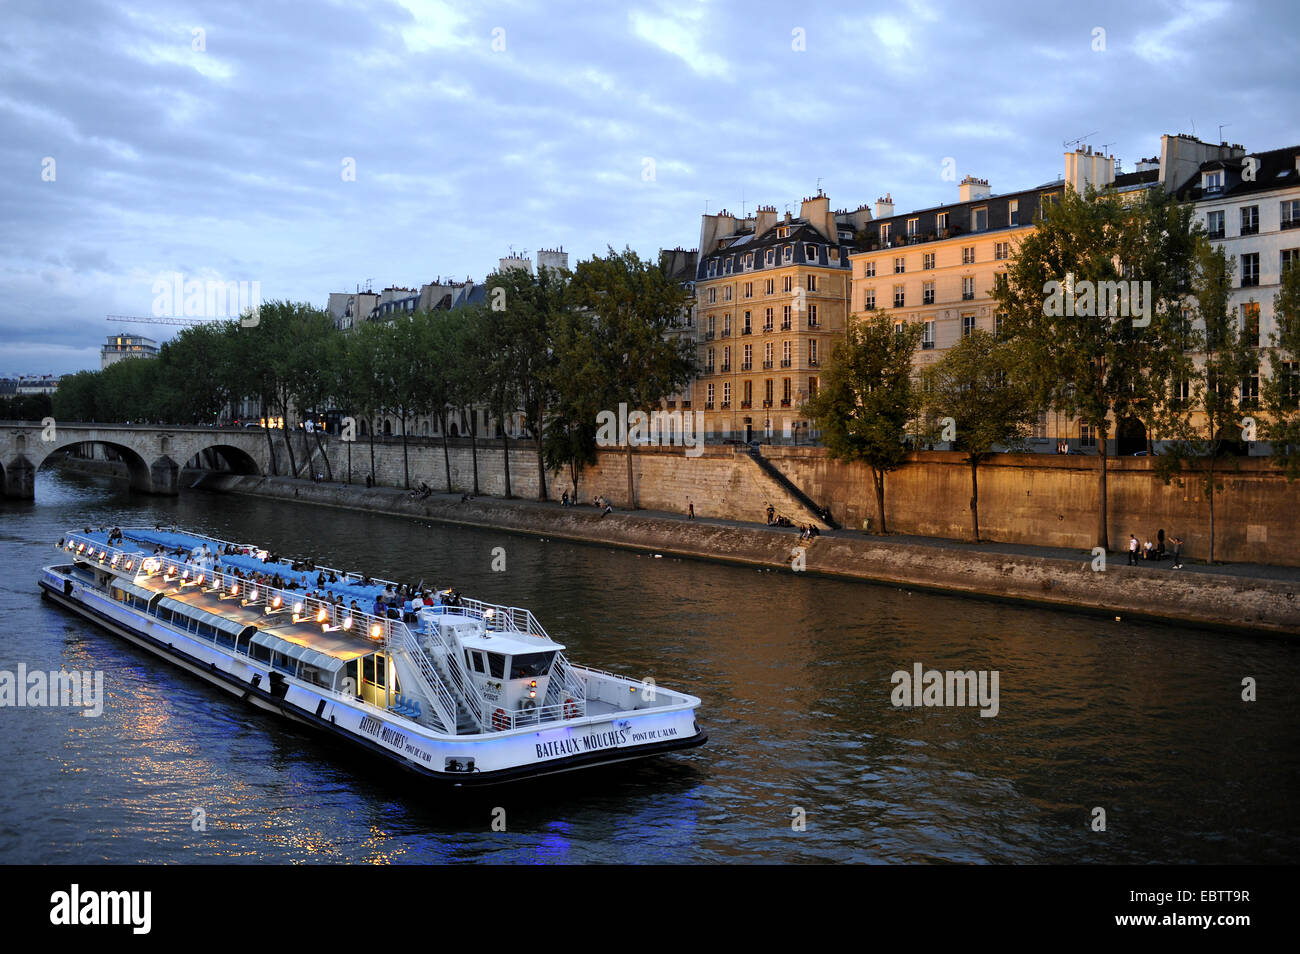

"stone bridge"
[0,422,271,498]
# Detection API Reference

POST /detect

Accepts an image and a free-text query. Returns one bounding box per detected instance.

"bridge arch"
[40,439,158,495]
[181,442,262,476]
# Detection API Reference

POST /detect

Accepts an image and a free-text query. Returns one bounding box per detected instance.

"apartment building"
[691,192,870,442]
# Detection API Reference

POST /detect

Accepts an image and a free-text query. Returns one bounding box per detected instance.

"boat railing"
[423,617,494,731]
[453,596,553,643]
[384,623,460,734]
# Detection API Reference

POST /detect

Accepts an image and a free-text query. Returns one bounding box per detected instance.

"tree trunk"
[400,413,410,489]
[468,407,480,494]
[536,430,548,501]
[625,441,636,509]
[872,467,887,534]
[440,416,452,492]
[502,417,513,498]
[346,440,352,484]
[368,418,376,484]
[970,457,981,543]
[261,397,277,475]
[280,410,298,478]
[1207,457,1216,565]
[1096,426,1110,550]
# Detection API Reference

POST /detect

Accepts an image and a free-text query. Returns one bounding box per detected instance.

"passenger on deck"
[373,596,387,618]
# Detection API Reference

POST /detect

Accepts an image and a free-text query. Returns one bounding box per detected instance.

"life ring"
[563,698,578,720]
[492,707,509,730]
[519,697,537,714]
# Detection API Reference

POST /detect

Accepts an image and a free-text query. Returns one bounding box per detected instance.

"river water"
[1,467,1296,864]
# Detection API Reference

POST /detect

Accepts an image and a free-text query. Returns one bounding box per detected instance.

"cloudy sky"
[3,0,1297,374]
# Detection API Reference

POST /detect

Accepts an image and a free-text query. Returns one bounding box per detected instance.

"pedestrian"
[766,503,775,525]
[688,500,695,520]
[1171,536,1183,569]
[1156,528,1166,560]
[1128,534,1139,565]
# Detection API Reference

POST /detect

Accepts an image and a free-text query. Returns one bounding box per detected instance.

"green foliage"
[804,311,920,532]
[1263,260,1300,478]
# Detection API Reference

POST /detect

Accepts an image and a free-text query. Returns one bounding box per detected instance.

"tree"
[994,184,1199,550]
[1263,258,1300,478]
[448,306,492,495]
[487,264,566,500]
[567,247,695,508]
[1154,239,1260,564]
[921,329,1036,542]
[542,304,605,500]
[804,311,921,533]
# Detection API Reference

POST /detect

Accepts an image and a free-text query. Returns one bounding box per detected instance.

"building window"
[907,218,918,237]
[743,311,752,334]
[894,256,905,274]
[1241,302,1260,347]
[1241,205,1259,236]
[706,383,714,409]
[765,250,774,266]
[707,261,716,277]
[864,289,876,310]
[723,314,731,336]
[995,313,1005,337]
[1203,170,1223,192]
[962,314,976,337]
[922,320,935,350]
[742,380,752,406]
[864,260,876,278]
[764,307,774,330]
[783,275,793,293]
[922,252,935,270]
[742,344,753,370]
[962,276,975,300]
[880,223,891,244]
[1009,200,1019,227]
[922,281,935,305]
[1206,209,1225,239]
[784,245,793,262]
[808,376,818,399]
[706,347,715,372]
[1241,253,1260,287]
[764,379,774,405]
[724,259,732,274]
[809,339,819,365]
[707,287,716,304]
[994,242,1009,260]
[722,347,731,372]
[808,304,818,327]
[1281,361,1300,409]
[782,378,792,406]
[764,342,773,366]
[766,278,775,294]
[972,208,988,232]
[744,254,753,270]
[1080,424,1097,448]
[804,244,817,261]
[1240,373,1260,409]
[1282,248,1299,273]
[744,282,753,298]
[894,286,905,308]
[782,305,791,328]
[829,247,839,262]
[722,382,730,408]
[782,340,791,366]
[962,246,975,265]
[724,286,732,301]
[1282,200,1300,230]
[937,212,949,232]
[807,275,818,292]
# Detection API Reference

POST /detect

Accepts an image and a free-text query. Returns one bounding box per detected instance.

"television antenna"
[1063,131,1100,151]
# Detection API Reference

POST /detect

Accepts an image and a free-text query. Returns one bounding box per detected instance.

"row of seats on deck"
[389,694,422,719]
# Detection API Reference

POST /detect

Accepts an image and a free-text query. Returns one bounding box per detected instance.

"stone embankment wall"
[217,476,1300,635]
[285,435,1298,566]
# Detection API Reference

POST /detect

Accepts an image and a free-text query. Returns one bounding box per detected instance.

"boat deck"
[138,575,378,664]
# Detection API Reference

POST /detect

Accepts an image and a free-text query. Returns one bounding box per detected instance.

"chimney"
[755,204,778,237]
[874,193,894,218]
[1063,149,1116,193]
[958,176,991,202]
[799,192,834,241]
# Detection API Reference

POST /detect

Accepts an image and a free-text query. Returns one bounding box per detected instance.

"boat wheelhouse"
[41,527,705,784]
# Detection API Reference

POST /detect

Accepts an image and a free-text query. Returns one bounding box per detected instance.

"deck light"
[249,587,258,601]
[124,560,134,571]
[293,602,303,615]
[316,606,328,623]
[270,595,282,609]
[231,583,240,596]
[343,617,353,630]
[370,623,382,640]
[195,574,204,585]
[110,555,119,566]
[529,690,536,699]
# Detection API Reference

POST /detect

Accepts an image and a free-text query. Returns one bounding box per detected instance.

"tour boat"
[39,527,706,785]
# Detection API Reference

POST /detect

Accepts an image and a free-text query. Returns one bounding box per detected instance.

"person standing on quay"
[1128,534,1139,566]
[1171,536,1183,569]
[688,500,695,520]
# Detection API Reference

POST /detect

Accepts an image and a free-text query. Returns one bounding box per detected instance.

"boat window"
[510,652,556,679]
[470,651,485,675]
[251,642,271,663]
[374,654,386,688]
[486,653,505,679]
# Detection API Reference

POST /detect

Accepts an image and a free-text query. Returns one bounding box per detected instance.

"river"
[1,467,1296,863]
